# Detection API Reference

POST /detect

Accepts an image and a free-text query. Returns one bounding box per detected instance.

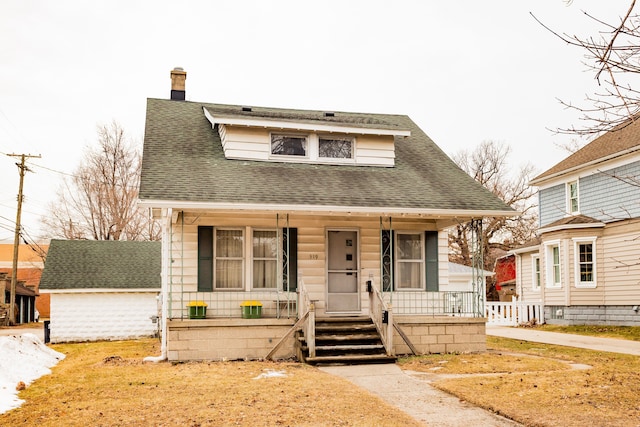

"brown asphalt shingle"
[532,117,640,184]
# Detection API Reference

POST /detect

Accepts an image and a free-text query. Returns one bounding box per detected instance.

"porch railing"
[169,290,298,320]
[485,299,545,326]
[368,280,394,356]
[388,291,482,317]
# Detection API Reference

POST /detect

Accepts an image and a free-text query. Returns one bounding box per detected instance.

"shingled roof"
[531,117,640,185]
[39,240,160,290]
[139,99,513,214]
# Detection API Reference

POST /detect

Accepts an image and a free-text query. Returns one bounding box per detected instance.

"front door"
[326,230,360,313]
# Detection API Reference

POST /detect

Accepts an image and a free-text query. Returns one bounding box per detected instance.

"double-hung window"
[531,255,540,291]
[215,229,244,290]
[252,230,278,289]
[396,232,424,289]
[567,181,579,214]
[545,242,561,288]
[573,237,596,288]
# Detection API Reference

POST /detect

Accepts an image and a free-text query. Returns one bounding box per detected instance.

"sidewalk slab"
[320,364,521,427]
[486,325,640,356]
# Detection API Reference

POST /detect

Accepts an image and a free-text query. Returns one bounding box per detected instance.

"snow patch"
[0,333,65,414]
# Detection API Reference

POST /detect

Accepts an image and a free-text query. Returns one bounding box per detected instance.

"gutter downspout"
[145,207,171,362]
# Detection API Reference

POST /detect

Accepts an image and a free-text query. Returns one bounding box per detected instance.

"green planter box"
[189,306,207,319]
[187,301,207,319]
[240,301,262,319]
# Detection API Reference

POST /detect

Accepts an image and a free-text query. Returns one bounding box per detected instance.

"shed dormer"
[203,106,411,167]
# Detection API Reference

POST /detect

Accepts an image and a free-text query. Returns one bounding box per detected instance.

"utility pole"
[7,153,41,325]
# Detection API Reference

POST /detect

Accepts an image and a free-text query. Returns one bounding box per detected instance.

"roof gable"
[39,240,161,290]
[531,117,640,185]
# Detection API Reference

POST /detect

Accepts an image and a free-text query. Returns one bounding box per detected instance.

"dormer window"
[319,136,354,159]
[271,134,307,157]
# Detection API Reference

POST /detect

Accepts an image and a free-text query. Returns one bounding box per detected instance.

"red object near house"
[494,254,516,290]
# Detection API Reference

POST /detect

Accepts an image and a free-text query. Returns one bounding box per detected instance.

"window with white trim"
[395,232,424,289]
[573,237,597,288]
[271,134,308,157]
[545,243,561,288]
[531,255,540,291]
[567,181,579,214]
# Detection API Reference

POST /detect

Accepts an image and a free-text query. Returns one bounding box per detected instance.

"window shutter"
[197,226,213,292]
[425,231,439,291]
[381,229,394,291]
[283,228,298,291]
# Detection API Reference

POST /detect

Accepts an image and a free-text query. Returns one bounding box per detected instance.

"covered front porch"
[160,210,488,362]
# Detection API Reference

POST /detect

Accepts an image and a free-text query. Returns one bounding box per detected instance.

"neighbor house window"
[271,134,307,156]
[395,232,424,289]
[253,230,278,289]
[531,255,540,291]
[573,238,597,288]
[545,243,561,288]
[567,181,579,214]
[319,136,354,159]
[215,229,244,289]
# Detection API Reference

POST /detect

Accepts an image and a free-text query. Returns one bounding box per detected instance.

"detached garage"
[39,240,160,343]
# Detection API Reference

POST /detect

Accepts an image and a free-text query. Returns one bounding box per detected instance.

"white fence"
[485,299,545,326]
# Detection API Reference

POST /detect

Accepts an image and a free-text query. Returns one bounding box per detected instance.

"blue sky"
[0,0,627,242]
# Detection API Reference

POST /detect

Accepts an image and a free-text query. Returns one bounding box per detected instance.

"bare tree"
[533,0,640,135]
[449,141,538,275]
[42,121,160,241]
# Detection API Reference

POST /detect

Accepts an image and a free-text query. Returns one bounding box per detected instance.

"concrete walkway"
[320,363,522,427]
[486,325,640,356]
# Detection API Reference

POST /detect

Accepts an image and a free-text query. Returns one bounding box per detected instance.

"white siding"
[49,292,159,343]
[220,125,395,166]
[601,220,640,304]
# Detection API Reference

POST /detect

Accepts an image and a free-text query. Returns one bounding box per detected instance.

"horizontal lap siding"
[518,252,541,301]
[602,222,640,304]
[220,126,396,166]
[580,161,640,222]
[539,184,565,227]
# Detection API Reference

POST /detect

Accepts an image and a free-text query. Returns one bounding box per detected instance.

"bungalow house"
[139,68,514,363]
[512,118,640,325]
[39,240,161,343]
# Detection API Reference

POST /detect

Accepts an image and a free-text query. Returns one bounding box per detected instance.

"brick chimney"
[170,67,187,101]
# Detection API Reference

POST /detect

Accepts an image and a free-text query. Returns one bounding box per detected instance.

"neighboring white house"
[514,116,640,325]
[39,240,161,343]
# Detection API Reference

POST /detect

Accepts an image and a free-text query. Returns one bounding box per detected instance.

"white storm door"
[326,230,360,312]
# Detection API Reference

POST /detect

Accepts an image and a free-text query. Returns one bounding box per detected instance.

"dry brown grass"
[1,339,420,427]
[400,337,640,427]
